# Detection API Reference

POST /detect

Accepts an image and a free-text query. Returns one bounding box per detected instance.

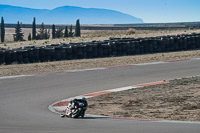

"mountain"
[0,5,143,24]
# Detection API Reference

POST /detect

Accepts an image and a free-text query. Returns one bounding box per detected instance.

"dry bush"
[122,99,135,107]
[181,102,200,110]
[126,28,136,35]
[88,104,95,109]
[101,94,113,101]
[167,96,187,103]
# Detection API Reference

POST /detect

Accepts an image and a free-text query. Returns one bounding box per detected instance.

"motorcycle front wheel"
[71,108,83,118]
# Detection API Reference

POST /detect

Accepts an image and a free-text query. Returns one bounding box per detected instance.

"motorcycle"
[60,101,87,118]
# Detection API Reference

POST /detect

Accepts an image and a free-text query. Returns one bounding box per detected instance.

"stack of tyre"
[0,33,200,65]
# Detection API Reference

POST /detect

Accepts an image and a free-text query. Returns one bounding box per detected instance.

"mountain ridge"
[0,4,143,24]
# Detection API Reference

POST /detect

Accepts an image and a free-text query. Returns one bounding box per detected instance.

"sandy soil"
[0,49,200,77]
[1,28,200,49]
[87,77,200,121]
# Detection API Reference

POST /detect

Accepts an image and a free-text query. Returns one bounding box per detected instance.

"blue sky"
[0,0,200,23]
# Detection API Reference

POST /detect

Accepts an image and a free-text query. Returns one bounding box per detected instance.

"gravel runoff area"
[87,76,200,121]
[0,49,200,77]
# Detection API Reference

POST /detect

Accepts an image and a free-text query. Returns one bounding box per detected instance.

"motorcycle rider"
[61,97,88,118]
[70,97,88,118]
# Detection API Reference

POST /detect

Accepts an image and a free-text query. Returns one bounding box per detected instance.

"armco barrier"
[0,33,200,65]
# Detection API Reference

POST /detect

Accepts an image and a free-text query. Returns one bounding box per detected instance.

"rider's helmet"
[82,97,87,101]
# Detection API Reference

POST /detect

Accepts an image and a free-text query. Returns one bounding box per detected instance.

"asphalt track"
[0,59,200,133]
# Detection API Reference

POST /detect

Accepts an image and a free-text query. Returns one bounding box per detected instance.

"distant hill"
[0,5,143,24]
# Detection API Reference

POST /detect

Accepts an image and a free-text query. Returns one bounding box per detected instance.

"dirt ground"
[1,28,200,49]
[87,77,200,121]
[0,49,200,77]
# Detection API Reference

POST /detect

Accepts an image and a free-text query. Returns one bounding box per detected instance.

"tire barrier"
[0,33,200,65]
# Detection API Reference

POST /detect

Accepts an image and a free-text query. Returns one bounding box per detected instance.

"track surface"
[0,59,200,133]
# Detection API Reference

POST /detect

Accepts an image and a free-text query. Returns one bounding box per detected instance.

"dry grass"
[1,28,200,49]
[87,77,200,121]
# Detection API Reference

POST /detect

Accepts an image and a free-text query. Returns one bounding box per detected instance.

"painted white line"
[48,106,60,114]
[0,75,33,80]
[107,64,134,69]
[191,58,200,60]
[135,62,166,66]
[158,120,200,124]
[85,114,110,118]
[48,102,61,114]
[64,58,198,73]
[108,86,137,92]
[65,67,106,73]
[54,106,68,111]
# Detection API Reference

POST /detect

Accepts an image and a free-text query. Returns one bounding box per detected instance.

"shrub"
[28,33,31,41]
[126,28,136,35]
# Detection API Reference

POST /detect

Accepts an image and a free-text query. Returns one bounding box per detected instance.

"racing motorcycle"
[60,100,87,118]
